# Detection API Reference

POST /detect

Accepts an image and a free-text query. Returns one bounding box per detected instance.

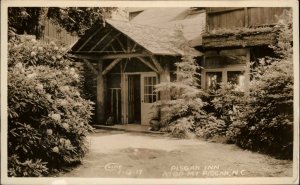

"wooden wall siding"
[248,8,288,27]
[43,19,78,46]
[206,7,289,31]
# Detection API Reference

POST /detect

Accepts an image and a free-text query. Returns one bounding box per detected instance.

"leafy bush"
[195,115,227,139]
[8,35,94,176]
[153,29,221,138]
[205,83,247,142]
[205,10,293,159]
[232,58,293,158]
[232,10,293,159]
[154,51,213,138]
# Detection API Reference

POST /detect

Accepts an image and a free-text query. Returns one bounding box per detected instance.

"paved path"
[61,131,293,178]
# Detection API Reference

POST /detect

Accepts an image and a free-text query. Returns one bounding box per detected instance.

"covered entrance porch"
[69,19,201,125]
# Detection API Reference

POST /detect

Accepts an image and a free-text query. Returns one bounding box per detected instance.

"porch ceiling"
[69,19,202,59]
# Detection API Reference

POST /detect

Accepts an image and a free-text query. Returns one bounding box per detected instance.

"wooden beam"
[98,33,121,52]
[101,53,151,60]
[159,61,171,122]
[150,56,164,72]
[89,29,113,51]
[83,59,97,75]
[69,53,100,60]
[70,52,151,61]
[102,58,122,75]
[110,45,117,53]
[137,57,158,73]
[160,61,171,100]
[244,8,249,27]
[97,60,105,123]
[207,8,244,14]
[77,27,103,51]
[127,37,130,52]
[131,43,137,52]
[116,37,126,52]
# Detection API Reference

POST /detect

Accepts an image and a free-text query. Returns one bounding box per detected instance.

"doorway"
[127,75,141,124]
[140,73,158,125]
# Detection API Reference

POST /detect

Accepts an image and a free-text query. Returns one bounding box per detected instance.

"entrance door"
[141,73,158,125]
[127,75,141,124]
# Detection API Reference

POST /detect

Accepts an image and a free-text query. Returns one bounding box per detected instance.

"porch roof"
[70,19,202,57]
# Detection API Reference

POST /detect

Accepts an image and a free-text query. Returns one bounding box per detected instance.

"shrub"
[8,35,94,176]
[232,58,293,158]
[195,115,227,139]
[154,29,223,138]
[205,83,247,142]
[154,53,211,138]
[206,10,293,159]
[233,10,293,159]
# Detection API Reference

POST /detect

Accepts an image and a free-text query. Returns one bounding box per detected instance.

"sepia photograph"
[1,0,299,184]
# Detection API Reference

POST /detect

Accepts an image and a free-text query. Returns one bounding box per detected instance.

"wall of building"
[42,19,78,46]
[206,7,289,31]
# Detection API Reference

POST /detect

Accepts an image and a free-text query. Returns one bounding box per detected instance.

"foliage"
[206,10,293,159]
[210,83,245,125]
[234,10,293,158]
[8,7,117,37]
[8,35,94,176]
[47,7,117,36]
[8,155,48,177]
[195,115,227,139]
[204,26,274,37]
[154,29,221,138]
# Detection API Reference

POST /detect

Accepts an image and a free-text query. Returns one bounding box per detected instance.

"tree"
[8,7,117,38]
[154,29,215,138]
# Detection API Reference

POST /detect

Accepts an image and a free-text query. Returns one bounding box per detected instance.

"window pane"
[143,76,157,103]
[149,95,152,103]
[153,95,156,102]
[228,71,245,91]
[206,72,222,90]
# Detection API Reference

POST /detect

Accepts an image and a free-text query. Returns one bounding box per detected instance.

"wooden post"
[159,61,171,122]
[160,62,171,101]
[97,60,105,124]
[244,8,249,27]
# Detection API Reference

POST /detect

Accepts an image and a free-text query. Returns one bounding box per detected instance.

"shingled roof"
[71,19,202,57]
[130,8,206,46]
[106,19,201,56]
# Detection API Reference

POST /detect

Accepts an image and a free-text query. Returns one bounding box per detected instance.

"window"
[206,72,222,90]
[201,48,249,91]
[227,71,246,91]
[143,76,157,103]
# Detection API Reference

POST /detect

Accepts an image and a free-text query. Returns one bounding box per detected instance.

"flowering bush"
[8,36,94,176]
[231,10,293,159]
[204,10,293,159]
[232,58,293,158]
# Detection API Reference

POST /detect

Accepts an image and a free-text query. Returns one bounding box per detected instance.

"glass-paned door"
[141,73,158,125]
